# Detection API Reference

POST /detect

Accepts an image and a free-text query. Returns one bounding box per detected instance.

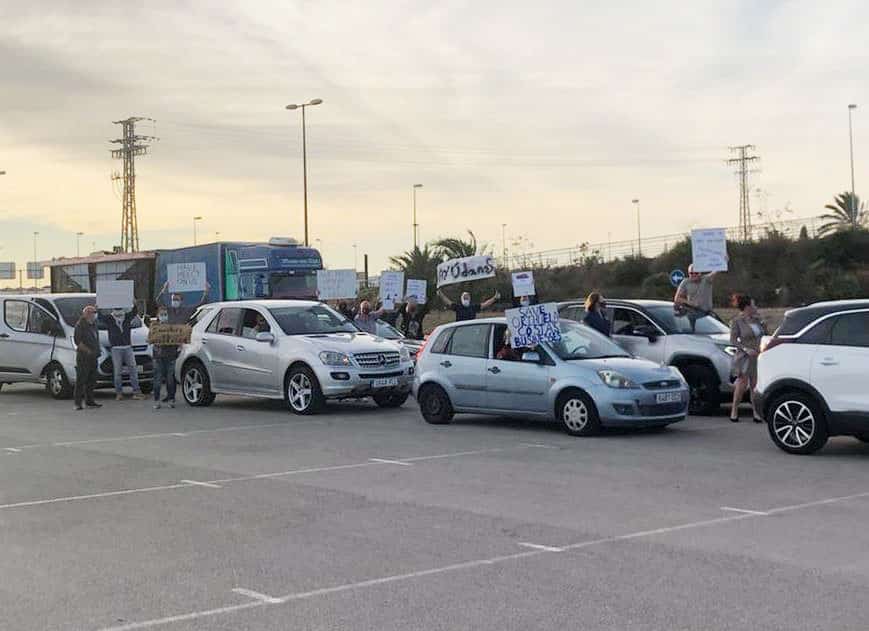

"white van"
[0,293,153,398]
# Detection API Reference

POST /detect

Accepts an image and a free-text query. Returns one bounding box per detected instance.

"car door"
[486,324,550,413]
[611,307,667,364]
[0,299,37,381]
[811,311,869,414]
[439,323,491,410]
[233,308,279,394]
[202,307,243,390]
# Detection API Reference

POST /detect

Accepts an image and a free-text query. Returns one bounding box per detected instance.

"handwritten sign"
[436,255,496,288]
[691,228,728,273]
[96,280,134,309]
[405,279,428,304]
[0,262,15,280]
[147,324,192,346]
[511,271,535,297]
[379,271,405,310]
[505,302,562,348]
[317,269,358,300]
[167,262,207,293]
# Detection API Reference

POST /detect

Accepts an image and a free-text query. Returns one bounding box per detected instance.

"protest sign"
[96,280,135,309]
[511,271,535,297]
[379,271,405,310]
[0,262,15,280]
[147,323,192,346]
[167,262,207,293]
[436,255,496,288]
[505,302,562,348]
[691,228,728,273]
[405,279,428,304]
[317,269,358,300]
[26,262,44,280]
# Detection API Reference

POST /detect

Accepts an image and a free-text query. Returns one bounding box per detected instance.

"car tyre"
[181,361,216,407]
[285,366,324,415]
[46,363,73,400]
[681,364,720,416]
[418,384,454,424]
[373,391,410,408]
[767,391,828,455]
[557,389,600,436]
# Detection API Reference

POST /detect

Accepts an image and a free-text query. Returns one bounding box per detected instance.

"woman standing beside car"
[729,294,766,423]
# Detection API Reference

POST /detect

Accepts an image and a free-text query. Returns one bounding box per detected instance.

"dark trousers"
[153,357,177,402]
[74,357,98,406]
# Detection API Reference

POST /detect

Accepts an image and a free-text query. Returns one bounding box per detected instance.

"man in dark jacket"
[397,297,428,340]
[98,305,144,400]
[73,305,102,411]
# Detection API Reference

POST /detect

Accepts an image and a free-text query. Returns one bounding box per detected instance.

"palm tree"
[818,192,867,236]
[432,230,490,259]
[388,245,441,303]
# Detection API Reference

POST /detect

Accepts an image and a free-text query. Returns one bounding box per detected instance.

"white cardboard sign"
[0,262,15,280]
[379,271,405,310]
[436,255,496,288]
[317,269,358,300]
[96,280,135,310]
[511,271,535,297]
[691,228,729,273]
[405,279,428,304]
[505,302,562,348]
[167,262,207,293]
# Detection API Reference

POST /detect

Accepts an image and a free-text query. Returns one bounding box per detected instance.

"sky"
[1,0,866,287]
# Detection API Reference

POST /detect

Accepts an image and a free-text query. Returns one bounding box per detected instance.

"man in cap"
[73,305,102,411]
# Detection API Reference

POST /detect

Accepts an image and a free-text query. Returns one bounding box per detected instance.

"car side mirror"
[521,351,541,363]
[255,332,275,344]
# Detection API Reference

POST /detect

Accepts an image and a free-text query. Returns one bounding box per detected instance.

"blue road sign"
[670,269,685,288]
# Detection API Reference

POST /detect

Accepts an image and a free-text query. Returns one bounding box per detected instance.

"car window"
[240,308,270,339]
[210,308,242,336]
[34,298,59,320]
[560,305,585,323]
[28,304,56,336]
[4,300,29,332]
[446,324,490,358]
[646,305,728,335]
[796,318,834,345]
[547,320,631,360]
[612,308,653,336]
[54,297,96,327]
[429,328,453,354]
[268,304,358,335]
[830,312,869,348]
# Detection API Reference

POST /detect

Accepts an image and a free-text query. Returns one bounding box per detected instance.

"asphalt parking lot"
[1,384,868,631]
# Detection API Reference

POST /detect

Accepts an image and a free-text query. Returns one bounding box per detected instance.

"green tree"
[818,192,867,236]
[388,245,441,304]
[432,230,490,259]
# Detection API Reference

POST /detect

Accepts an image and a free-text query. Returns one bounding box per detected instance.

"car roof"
[779,299,869,335]
[208,299,322,309]
[558,299,671,309]
[0,292,95,300]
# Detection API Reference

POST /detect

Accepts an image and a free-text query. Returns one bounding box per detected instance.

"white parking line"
[517,542,564,552]
[231,588,283,604]
[4,447,22,453]
[180,480,222,489]
[401,447,509,462]
[721,506,769,516]
[95,488,869,631]
[0,483,192,510]
[369,458,413,466]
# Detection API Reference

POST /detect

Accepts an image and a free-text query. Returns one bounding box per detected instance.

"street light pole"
[286,99,323,247]
[849,104,858,214]
[193,216,203,246]
[412,184,423,248]
[33,231,39,263]
[632,199,641,256]
[353,243,358,271]
[76,232,84,257]
[501,223,507,264]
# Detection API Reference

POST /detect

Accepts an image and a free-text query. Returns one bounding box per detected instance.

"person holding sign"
[98,305,144,401]
[150,305,179,410]
[397,296,427,340]
[156,280,211,325]
[354,300,389,335]
[437,289,500,322]
[673,264,721,314]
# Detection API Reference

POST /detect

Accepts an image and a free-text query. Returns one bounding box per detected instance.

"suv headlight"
[398,346,410,362]
[718,345,738,357]
[319,351,352,367]
[597,370,638,389]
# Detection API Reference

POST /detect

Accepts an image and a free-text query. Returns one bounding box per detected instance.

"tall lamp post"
[285,98,323,247]
[76,232,84,257]
[412,184,423,248]
[193,216,203,246]
[849,104,858,214]
[631,199,641,256]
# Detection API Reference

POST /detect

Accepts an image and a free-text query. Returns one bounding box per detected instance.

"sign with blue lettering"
[670,269,685,288]
[505,302,562,348]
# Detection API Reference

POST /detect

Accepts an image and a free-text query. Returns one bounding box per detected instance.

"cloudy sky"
[1,0,866,286]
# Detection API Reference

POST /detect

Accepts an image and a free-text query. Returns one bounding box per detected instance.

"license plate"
[656,392,682,404]
[372,377,399,388]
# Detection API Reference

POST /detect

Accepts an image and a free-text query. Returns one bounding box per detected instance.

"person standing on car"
[582,292,611,337]
[150,305,180,410]
[728,294,766,423]
[99,305,144,401]
[437,289,500,322]
[674,264,723,313]
[73,305,102,411]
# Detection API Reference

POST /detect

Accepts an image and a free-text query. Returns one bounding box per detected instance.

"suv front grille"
[643,379,682,390]
[354,351,400,369]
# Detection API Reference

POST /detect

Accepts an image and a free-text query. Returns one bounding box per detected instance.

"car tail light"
[762,336,790,353]
[416,334,430,357]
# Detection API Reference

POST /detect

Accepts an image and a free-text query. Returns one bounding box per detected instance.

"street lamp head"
[285,104,299,110]
[0,170,6,176]
[193,216,203,221]
[849,104,858,109]
[309,99,323,106]
[631,199,640,204]
[413,183,423,188]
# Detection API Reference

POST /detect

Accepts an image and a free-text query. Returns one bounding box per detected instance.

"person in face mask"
[353,300,388,335]
[397,296,428,340]
[156,280,211,325]
[150,306,178,410]
[437,289,500,322]
[97,303,144,401]
[73,305,102,411]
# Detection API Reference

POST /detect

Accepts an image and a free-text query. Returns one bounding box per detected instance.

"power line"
[110,117,158,252]
[726,145,760,241]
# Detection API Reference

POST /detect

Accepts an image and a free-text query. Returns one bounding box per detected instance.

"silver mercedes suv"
[177,300,414,414]
[559,300,736,415]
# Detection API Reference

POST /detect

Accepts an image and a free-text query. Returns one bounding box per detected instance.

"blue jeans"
[153,357,177,402]
[111,347,140,394]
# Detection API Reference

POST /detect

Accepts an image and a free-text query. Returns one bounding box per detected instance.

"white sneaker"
[153,403,161,410]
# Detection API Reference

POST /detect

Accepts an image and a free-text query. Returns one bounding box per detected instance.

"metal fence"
[502,215,824,269]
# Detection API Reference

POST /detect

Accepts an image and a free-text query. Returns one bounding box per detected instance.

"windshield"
[646,305,729,335]
[546,320,631,360]
[376,319,403,339]
[55,297,95,327]
[268,304,360,335]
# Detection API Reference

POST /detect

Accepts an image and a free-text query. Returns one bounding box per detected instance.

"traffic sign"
[669,269,685,288]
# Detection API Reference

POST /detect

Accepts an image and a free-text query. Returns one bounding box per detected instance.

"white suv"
[756,300,869,454]
[176,300,414,414]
